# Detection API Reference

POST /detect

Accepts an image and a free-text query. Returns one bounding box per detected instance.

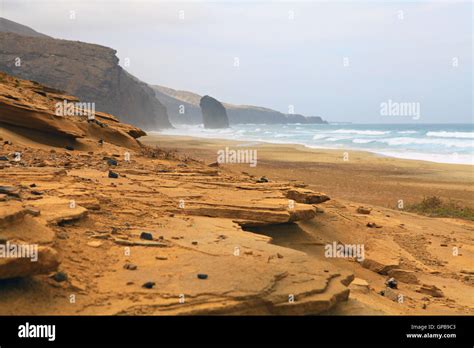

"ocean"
[155,123,474,165]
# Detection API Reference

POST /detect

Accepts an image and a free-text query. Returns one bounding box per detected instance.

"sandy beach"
[142,134,474,210]
[141,134,474,315]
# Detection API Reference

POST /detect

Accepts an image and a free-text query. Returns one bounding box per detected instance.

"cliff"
[0,20,171,130]
[153,85,327,125]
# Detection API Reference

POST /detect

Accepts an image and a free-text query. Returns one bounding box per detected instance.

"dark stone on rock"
[107,159,118,166]
[94,120,106,128]
[98,139,104,145]
[52,271,68,282]
[208,161,219,167]
[197,273,208,280]
[0,186,20,197]
[29,183,37,187]
[199,95,229,129]
[256,176,269,183]
[367,222,382,228]
[108,170,119,179]
[386,277,398,289]
[0,156,8,161]
[142,281,155,289]
[123,263,137,271]
[31,190,43,195]
[191,241,198,245]
[24,206,40,216]
[140,232,153,240]
[65,145,74,151]
[357,206,372,214]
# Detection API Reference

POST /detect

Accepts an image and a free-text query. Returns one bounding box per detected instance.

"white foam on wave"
[427,131,474,139]
[312,134,329,140]
[397,130,418,134]
[352,138,375,144]
[331,129,391,135]
[382,137,472,148]
[326,136,354,142]
[376,151,474,165]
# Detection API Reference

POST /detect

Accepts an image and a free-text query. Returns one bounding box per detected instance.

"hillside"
[0,17,50,38]
[0,18,171,130]
[153,85,327,125]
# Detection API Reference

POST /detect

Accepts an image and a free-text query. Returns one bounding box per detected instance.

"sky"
[0,0,472,123]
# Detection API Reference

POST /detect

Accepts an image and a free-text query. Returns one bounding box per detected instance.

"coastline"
[149,123,474,166]
[142,134,474,210]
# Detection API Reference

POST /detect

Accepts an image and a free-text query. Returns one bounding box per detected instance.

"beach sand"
[142,134,474,210]
[141,134,474,315]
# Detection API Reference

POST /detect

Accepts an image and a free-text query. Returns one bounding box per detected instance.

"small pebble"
[107,159,118,166]
[386,277,398,289]
[142,281,155,289]
[52,272,68,282]
[140,232,153,240]
[123,263,137,271]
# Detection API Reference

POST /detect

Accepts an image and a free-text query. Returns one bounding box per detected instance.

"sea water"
[155,123,474,165]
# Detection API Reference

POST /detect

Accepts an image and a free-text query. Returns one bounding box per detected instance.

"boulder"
[286,188,330,204]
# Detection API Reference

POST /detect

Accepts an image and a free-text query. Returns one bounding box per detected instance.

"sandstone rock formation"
[199,95,230,129]
[0,71,145,150]
[0,72,349,315]
[286,188,330,204]
[0,19,171,130]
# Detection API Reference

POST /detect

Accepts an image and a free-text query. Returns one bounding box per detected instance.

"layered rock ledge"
[0,72,349,315]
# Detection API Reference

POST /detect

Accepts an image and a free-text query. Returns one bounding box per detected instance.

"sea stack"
[199,95,229,129]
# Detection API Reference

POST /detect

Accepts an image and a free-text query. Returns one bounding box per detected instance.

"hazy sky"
[1,0,472,123]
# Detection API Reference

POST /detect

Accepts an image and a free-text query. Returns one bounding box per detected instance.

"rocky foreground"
[0,72,352,315]
[1,72,473,315]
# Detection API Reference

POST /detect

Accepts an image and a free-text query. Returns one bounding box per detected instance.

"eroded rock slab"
[361,238,401,274]
[286,188,330,205]
[0,246,59,279]
[28,197,87,225]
